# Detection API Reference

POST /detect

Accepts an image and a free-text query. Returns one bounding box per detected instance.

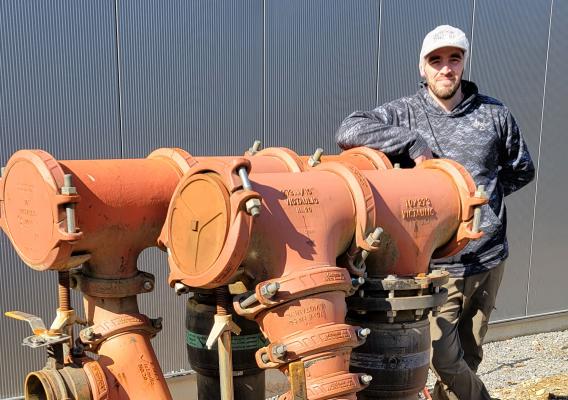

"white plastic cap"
[420,25,469,65]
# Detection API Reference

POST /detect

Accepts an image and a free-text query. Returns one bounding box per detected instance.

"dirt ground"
[493,374,568,400]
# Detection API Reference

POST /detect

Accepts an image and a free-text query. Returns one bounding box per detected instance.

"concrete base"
[485,310,568,343]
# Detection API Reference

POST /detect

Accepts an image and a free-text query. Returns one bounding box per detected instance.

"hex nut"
[245,198,262,216]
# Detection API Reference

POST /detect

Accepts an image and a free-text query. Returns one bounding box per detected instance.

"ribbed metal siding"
[116,0,263,373]
[0,1,120,397]
[264,0,380,155]
[0,1,121,159]
[377,0,473,105]
[469,0,550,320]
[528,0,568,315]
[118,0,263,158]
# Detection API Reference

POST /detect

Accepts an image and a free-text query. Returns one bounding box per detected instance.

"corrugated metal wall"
[1,0,566,397]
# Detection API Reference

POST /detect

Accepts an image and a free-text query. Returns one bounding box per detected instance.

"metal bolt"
[239,291,259,308]
[245,198,262,217]
[83,327,95,340]
[387,310,397,323]
[30,336,47,345]
[260,282,280,298]
[357,328,371,339]
[272,344,287,358]
[369,227,383,246]
[360,375,373,385]
[308,148,324,167]
[151,317,163,330]
[143,281,154,291]
[359,289,365,298]
[394,163,401,169]
[357,227,383,269]
[472,185,486,234]
[351,277,365,287]
[61,174,77,234]
[174,282,190,295]
[238,167,253,191]
[415,309,424,320]
[248,140,262,155]
[356,310,367,315]
[261,353,270,364]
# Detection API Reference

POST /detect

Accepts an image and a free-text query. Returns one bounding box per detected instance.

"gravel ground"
[426,329,568,398]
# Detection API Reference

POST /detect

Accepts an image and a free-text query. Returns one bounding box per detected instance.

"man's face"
[421,47,465,100]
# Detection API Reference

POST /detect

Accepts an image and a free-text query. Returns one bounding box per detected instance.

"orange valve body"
[0,148,195,400]
[162,156,484,400]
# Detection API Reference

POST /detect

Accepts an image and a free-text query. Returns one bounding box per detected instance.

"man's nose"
[439,65,453,75]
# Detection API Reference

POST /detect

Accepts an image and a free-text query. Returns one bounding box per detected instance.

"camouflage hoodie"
[336,80,535,277]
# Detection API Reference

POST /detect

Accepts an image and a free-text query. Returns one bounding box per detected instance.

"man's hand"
[413,148,434,165]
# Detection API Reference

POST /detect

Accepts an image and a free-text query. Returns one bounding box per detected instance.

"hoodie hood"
[418,80,479,117]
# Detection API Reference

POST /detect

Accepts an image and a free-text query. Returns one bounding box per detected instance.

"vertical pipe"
[216,287,234,400]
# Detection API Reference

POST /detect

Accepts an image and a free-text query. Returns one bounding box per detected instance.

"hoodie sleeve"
[335,104,429,159]
[499,110,535,196]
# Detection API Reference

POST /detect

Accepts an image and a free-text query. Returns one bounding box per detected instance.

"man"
[336,25,535,400]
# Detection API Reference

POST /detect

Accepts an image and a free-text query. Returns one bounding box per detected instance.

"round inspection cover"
[168,173,231,282]
[1,151,67,269]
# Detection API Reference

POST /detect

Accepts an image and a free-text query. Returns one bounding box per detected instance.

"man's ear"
[419,60,426,78]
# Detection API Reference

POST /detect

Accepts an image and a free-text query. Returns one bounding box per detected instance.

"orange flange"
[160,158,261,289]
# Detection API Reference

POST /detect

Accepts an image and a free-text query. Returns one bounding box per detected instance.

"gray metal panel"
[0,1,121,159]
[527,0,568,315]
[118,0,263,158]
[264,0,380,155]
[377,0,473,105]
[469,0,550,320]
[0,1,120,397]
[137,248,191,375]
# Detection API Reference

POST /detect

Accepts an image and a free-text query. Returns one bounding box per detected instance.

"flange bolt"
[143,280,154,291]
[308,148,324,167]
[272,344,287,358]
[260,282,280,298]
[352,277,365,287]
[174,282,190,295]
[83,327,95,341]
[248,140,262,155]
[360,375,373,385]
[357,328,371,339]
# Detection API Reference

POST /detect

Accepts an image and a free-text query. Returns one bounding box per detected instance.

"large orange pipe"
[161,157,483,399]
[0,148,195,400]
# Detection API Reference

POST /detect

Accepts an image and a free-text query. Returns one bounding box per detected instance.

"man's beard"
[428,75,462,100]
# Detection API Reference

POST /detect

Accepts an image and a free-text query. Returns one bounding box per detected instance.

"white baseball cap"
[420,25,469,64]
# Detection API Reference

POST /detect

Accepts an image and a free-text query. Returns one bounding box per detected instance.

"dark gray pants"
[429,261,505,400]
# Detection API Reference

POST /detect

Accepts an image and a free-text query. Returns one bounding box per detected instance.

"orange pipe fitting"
[362,158,484,277]
[0,148,195,400]
[161,154,485,399]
